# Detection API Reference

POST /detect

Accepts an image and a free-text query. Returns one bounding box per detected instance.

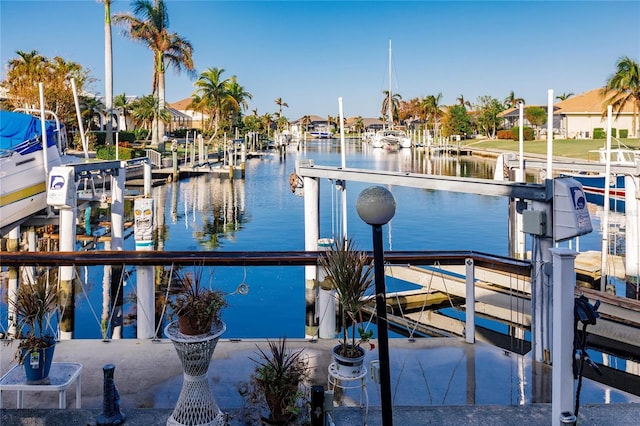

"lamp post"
[356,186,396,426]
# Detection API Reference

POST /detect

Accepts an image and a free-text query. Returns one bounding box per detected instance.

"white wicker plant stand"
[165,320,227,426]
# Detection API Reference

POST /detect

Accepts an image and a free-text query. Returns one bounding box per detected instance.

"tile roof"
[167,98,194,110]
[554,88,635,114]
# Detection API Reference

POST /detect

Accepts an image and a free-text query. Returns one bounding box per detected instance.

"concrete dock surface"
[1,337,639,425]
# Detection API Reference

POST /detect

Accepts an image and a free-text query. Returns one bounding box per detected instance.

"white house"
[554,88,637,139]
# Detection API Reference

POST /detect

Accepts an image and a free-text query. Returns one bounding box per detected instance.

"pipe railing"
[0,250,532,275]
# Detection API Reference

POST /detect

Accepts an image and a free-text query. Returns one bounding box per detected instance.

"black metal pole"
[372,223,393,426]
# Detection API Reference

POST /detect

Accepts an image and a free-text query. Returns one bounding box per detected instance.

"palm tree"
[504,90,525,108]
[421,93,444,133]
[113,93,132,131]
[457,94,472,109]
[274,97,288,118]
[601,56,640,137]
[353,116,365,134]
[226,77,253,130]
[556,92,574,102]
[102,0,114,146]
[114,0,195,146]
[301,115,311,132]
[260,113,273,135]
[130,94,170,141]
[188,94,208,131]
[192,67,234,138]
[381,90,402,126]
[80,96,105,131]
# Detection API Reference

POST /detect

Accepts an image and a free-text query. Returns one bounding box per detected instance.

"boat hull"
[0,143,62,230]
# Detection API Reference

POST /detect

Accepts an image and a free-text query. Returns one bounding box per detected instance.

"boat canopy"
[0,110,58,151]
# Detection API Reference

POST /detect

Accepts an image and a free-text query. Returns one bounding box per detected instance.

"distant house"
[167,98,208,131]
[344,117,384,133]
[291,115,332,132]
[499,105,562,135]
[554,88,636,139]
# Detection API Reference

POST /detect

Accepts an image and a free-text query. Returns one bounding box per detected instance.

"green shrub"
[619,129,629,138]
[611,128,617,138]
[593,128,606,139]
[118,132,136,143]
[172,128,199,138]
[96,146,133,160]
[511,126,534,141]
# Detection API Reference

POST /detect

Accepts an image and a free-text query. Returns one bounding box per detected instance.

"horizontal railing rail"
[1,250,532,275]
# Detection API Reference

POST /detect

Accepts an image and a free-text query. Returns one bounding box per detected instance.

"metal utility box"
[553,177,593,242]
[47,166,76,208]
[523,210,546,236]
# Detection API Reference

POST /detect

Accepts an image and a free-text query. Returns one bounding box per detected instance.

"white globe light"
[356,186,396,225]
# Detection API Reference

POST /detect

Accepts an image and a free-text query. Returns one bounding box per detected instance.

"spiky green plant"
[246,337,309,424]
[10,270,59,362]
[317,237,374,357]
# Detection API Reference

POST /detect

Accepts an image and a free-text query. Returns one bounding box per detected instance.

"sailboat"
[371,39,412,151]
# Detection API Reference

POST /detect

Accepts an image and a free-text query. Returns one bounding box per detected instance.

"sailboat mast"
[388,39,393,129]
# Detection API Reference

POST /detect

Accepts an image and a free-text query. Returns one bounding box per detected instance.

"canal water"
[2,140,611,340]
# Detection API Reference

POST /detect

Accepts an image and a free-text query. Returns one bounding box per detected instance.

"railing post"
[551,248,577,425]
[465,258,475,343]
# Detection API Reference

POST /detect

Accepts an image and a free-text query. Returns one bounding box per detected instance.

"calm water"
[3,139,609,339]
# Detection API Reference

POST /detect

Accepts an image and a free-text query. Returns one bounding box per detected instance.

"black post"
[372,224,393,426]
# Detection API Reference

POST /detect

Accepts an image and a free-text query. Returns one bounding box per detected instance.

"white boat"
[371,129,412,151]
[0,110,70,233]
[309,125,334,139]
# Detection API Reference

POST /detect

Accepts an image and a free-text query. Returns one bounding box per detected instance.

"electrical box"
[553,177,593,242]
[523,210,546,236]
[46,166,76,208]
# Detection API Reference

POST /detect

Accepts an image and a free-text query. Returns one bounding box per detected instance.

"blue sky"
[1,1,639,121]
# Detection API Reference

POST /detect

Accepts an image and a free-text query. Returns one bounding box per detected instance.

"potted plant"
[168,267,227,335]
[10,270,59,383]
[243,337,310,425]
[318,237,375,377]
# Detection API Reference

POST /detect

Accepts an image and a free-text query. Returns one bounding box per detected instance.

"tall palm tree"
[114,0,195,146]
[556,92,574,101]
[601,56,640,137]
[504,90,525,108]
[274,97,288,118]
[192,67,233,138]
[113,93,132,131]
[102,0,114,146]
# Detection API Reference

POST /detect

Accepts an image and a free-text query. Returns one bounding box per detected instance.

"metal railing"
[0,250,532,273]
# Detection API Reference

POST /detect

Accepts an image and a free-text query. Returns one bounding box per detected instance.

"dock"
[2,338,639,425]
[374,261,640,355]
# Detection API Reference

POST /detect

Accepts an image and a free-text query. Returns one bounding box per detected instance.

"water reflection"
[159,177,247,249]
